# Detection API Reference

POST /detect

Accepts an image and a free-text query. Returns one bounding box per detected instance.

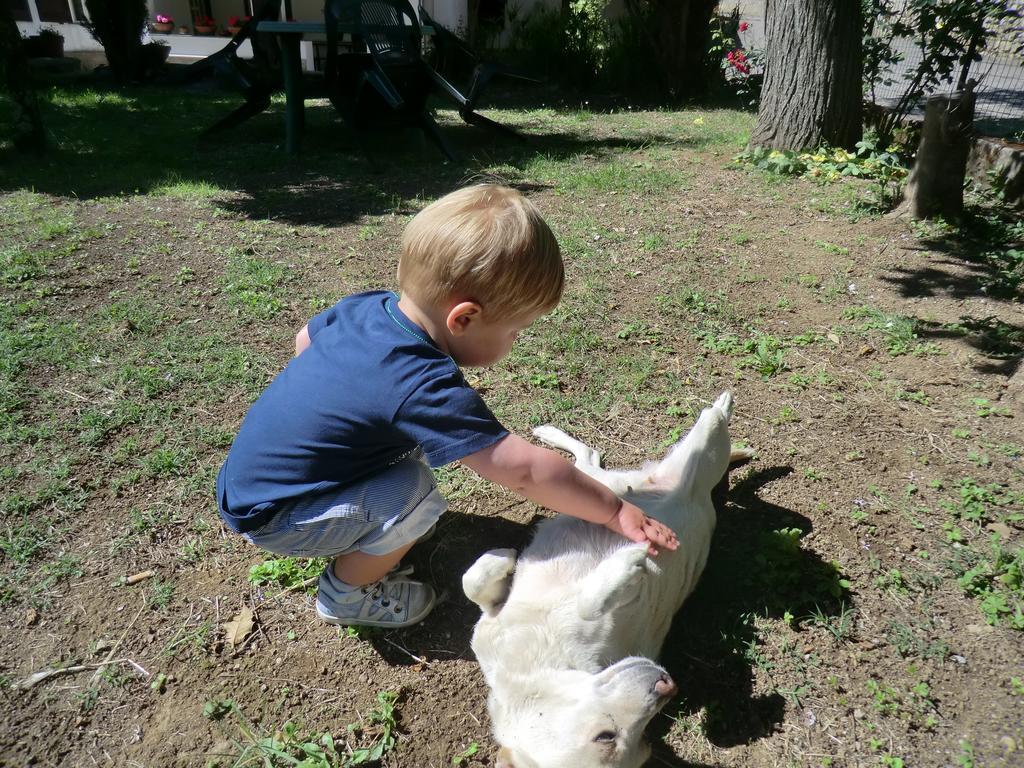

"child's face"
[450,310,542,368]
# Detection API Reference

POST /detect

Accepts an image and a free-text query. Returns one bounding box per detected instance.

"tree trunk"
[902,85,977,220]
[0,1,47,153]
[749,0,862,151]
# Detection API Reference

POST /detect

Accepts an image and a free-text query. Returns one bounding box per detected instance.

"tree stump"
[902,85,977,220]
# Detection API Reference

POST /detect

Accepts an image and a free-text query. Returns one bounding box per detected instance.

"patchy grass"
[1,83,1021,768]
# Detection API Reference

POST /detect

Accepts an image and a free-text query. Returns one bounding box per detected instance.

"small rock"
[899,537,915,552]
[967,623,994,636]
[986,522,1013,540]
[24,608,38,626]
[93,639,112,655]
[951,654,967,665]
[853,708,864,720]
[1000,735,1017,754]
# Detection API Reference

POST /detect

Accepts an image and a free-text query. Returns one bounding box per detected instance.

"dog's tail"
[654,391,735,504]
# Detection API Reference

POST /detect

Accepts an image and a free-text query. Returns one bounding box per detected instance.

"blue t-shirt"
[216,291,508,533]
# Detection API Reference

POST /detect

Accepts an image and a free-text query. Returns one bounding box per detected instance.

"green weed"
[452,742,479,766]
[221,253,291,319]
[150,175,224,201]
[249,557,327,595]
[953,534,1024,629]
[842,306,940,356]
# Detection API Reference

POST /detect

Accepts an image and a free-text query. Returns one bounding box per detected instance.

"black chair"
[177,0,292,135]
[325,0,457,159]
[417,3,541,137]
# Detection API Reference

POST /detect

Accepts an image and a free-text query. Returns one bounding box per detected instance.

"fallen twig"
[16,658,145,691]
[381,636,431,667]
[90,600,146,685]
[268,575,318,603]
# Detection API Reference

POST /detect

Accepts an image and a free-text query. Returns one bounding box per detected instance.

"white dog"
[463,392,743,768]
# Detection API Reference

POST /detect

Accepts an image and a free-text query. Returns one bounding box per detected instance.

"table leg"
[280,34,304,155]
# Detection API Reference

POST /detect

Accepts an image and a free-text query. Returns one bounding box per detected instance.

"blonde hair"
[398,185,563,321]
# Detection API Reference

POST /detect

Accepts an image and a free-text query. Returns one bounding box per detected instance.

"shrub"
[82,0,148,83]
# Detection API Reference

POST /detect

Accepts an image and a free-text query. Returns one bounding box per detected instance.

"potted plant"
[23,27,65,58]
[226,15,250,35]
[151,13,174,33]
[193,16,217,35]
[139,40,171,78]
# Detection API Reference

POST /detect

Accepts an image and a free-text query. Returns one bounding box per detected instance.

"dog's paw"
[713,390,734,421]
[577,546,649,621]
[463,548,518,617]
[729,445,755,466]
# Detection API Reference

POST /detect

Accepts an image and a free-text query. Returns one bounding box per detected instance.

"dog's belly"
[495,505,715,669]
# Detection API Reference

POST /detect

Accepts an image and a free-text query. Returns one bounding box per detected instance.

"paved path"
[725,0,1023,131]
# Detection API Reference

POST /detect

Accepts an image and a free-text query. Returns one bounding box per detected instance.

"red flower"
[726,48,750,74]
[739,21,750,32]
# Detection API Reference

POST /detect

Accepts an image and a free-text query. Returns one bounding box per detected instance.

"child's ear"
[445,300,482,336]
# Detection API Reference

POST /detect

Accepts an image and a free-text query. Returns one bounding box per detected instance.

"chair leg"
[460,109,523,141]
[203,92,272,135]
[418,111,457,161]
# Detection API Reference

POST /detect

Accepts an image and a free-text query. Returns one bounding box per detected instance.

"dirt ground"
[1,105,1022,768]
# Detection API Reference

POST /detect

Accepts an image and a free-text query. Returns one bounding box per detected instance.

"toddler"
[216,184,678,628]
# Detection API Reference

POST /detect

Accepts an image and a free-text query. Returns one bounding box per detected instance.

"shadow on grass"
[0,81,717,224]
[917,315,1024,377]
[875,206,1023,376]
[878,205,1022,303]
[358,507,536,666]
[651,465,853,752]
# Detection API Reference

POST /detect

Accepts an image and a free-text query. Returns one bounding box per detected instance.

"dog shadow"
[365,465,852,762]
[362,508,535,665]
[650,465,853,755]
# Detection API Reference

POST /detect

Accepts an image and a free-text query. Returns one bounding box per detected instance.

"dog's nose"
[654,674,677,698]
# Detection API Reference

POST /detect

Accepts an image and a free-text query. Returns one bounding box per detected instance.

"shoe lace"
[364,579,403,613]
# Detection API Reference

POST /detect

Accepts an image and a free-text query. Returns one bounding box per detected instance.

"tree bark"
[750,0,862,151]
[1,1,47,153]
[902,85,977,220]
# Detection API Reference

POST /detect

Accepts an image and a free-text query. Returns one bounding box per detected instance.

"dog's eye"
[593,730,617,743]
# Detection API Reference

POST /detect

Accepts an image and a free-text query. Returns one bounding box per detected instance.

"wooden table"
[255,20,432,155]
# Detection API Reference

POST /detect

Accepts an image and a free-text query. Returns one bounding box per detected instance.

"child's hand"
[604,500,679,555]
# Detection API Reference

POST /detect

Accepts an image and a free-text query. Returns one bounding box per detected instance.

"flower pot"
[24,34,64,58]
[194,24,216,35]
[152,21,174,33]
[138,42,171,79]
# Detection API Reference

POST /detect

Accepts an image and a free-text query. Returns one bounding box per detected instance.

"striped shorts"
[243,449,446,558]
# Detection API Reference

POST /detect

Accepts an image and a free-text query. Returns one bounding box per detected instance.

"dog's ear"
[462,548,517,616]
[577,545,649,620]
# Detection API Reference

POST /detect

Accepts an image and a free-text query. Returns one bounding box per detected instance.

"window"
[36,0,73,22]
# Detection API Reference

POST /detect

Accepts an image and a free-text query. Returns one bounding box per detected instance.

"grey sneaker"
[317,568,436,628]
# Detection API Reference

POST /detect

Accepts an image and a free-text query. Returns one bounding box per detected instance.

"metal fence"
[868,3,1024,137]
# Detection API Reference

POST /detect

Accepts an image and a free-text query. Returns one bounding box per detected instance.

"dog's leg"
[647,391,735,495]
[576,545,649,621]
[463,549,518,617]
[532,425,603,472]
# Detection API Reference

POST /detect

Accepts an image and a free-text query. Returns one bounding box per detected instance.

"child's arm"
[460,434,679,555]
[295,324,312,356]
